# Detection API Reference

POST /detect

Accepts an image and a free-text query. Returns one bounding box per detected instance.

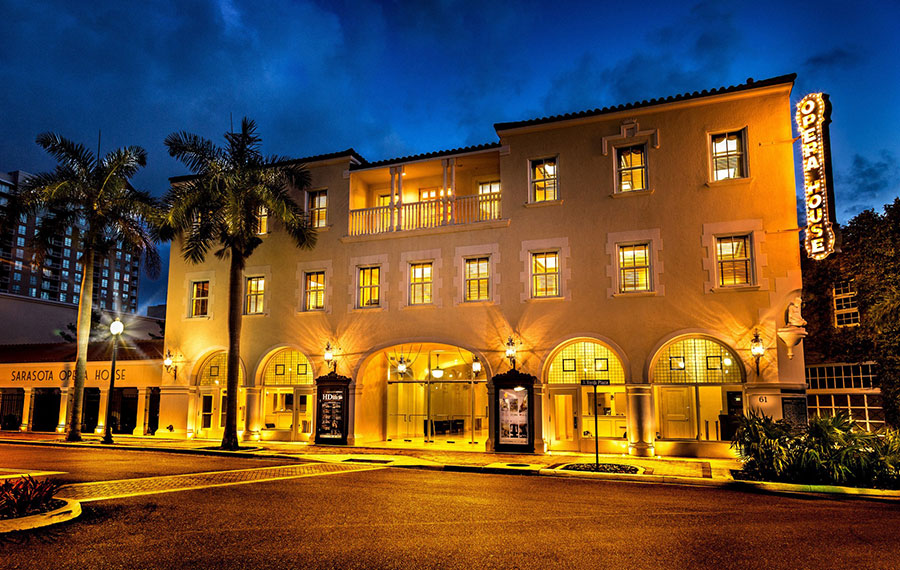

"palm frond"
[35,133,95,173]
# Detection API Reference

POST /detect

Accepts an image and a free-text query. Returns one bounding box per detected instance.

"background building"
[0,170,141,313]
[158,74,807,457]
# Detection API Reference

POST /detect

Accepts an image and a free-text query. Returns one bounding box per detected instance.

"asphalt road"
[3,445,900,569]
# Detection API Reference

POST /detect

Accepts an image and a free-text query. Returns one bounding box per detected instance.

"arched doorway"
[360,343,487,448]
[650,336,745,441]
[544,339,627,451]
[194,351,245,440]
[259,348,315,441]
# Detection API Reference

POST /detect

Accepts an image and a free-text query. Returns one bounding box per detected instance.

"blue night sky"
[1,0,898,312]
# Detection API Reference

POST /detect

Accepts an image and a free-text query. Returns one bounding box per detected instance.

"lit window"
[530,157,558,202]
[309,190,327,228]
[305,271,325,311]
[16,237,24,247]
[191,280,209,317]
[716,235,752,286]
[711,131,747,181]
[464,257,490,302]
[358,266,380,307]
[477,181,501,220]
[618,243,651,293]
[18,225,26,235]
[256,205,268,235]
[64,237,71,246]
[101,278,108,288]
[409,262,433,305]
[833,281,860,327]
[531,252,560,298]
[245,276,265,314]
[15,248,23,258]
[616,145,646,192]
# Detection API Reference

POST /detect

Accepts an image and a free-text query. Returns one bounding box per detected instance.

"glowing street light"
[102,318,124,445]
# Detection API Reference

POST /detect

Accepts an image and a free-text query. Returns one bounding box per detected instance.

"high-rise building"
[0,170,140,313]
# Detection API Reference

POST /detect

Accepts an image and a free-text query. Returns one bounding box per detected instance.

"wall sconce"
[472,357,482,376]
[163,349,178,381]
[323,342,336,372]
[505,336,517,370]
[750,330,765,375]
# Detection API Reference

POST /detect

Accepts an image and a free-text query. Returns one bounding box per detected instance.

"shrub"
[732,411,900,489]
[0,475,61,519]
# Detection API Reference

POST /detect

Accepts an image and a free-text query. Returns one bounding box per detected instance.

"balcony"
[348,145,503,238]
[349,193,501,236]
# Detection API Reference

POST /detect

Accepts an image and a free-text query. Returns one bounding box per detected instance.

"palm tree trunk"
[67,249,94,441]
[221,249,243,450]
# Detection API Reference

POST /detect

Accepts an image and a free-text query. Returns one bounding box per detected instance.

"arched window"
[197,352,244,386]
[547,340,626,384]
[261,349,313,386]
[651,336,743,384]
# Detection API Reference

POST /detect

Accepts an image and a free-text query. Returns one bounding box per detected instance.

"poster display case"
[314,372,352,445]
[492,370,536,452]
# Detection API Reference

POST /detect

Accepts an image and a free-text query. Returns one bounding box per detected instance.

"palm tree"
[15,133,160,441]
[157,118,316,450]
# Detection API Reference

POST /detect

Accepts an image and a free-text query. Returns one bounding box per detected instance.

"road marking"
[56,463,383,502]
[0,468,67,480]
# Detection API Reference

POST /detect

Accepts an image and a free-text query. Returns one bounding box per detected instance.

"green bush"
[732,411,900,489]
[0,475,61,519]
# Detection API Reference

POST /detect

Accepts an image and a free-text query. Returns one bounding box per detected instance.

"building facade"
[152,74,806,457]
[0,170,141,313]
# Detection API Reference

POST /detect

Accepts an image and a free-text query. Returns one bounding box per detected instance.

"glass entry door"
[387,381,426,441]
[388,380,486,445]
[549,388,579,451]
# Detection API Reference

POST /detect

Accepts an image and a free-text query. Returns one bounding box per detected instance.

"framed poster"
[316,388,345,441]
[498,388,529,445]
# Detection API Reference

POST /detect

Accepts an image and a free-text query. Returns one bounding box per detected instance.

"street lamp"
[505,336,517,370]
[102,318,124,445]
[750,330,766,375]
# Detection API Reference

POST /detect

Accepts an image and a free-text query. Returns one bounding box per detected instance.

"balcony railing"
[349,193,501,237]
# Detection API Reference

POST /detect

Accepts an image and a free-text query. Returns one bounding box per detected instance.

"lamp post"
[750,330,766,375]
[101,318,124,445]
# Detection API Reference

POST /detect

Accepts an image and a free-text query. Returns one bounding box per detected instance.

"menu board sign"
[498,388,529,445]
[316,388,346,442]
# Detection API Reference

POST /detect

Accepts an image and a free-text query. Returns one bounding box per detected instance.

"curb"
[0,498,81,534]
[0,438,310,462]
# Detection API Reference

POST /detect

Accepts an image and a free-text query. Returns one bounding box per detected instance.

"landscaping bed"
[560,463,639,474]
[0,476,63,521]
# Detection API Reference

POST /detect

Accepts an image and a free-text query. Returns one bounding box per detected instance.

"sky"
[1,0,899,313]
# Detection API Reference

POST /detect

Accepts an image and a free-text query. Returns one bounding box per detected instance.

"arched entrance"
[650,335,745,441]
[360,343,487,448]
[194,351,245,440]
[544,339,627,451]
[259,348,315,441]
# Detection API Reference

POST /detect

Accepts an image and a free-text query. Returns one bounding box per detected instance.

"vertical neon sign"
[796,93,836,260]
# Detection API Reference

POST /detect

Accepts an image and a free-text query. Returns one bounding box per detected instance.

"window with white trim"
[833,281,860,327]
[615,144,647,193]
[531,251,560,298]
[308,190,327,228]
[464,257,490,302]
[409,262,433,305]
[710,131,747,181]
[358,266,380,307]
[304,271,325,311]
[716,235,753,286]
[617,243,651,293]
[530,157,558,202]
[245,276,265,314]
[190,281,209,317]
[256,205,269,235]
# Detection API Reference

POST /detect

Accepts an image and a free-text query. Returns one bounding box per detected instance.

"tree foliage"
[803,198,900,426]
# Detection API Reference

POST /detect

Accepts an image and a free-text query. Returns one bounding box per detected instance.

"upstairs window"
[358,266,380,308]
[308,190,327,228]
[710,131,747,181]
[615,145,647,193]
[464,257,490,302]
[304,271,325,311]
[409,262,433,305]
[256,205,269,235]
[530,157,558,202]
[716,235,753,286]
[833,281,860,327]
[531,252,560,298]
[245,276,265,314]
[191,280,209,317]
[617,243,651,293]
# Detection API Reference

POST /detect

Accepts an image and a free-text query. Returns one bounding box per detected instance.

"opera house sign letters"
[8,366,127,384]
[796,92,836,260]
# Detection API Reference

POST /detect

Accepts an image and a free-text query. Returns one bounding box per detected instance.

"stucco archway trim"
[644,329,746,384]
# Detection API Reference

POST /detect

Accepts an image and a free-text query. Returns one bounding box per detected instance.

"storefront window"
[262,349,314,433]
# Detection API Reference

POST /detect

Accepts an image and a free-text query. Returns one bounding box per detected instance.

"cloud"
[803,47,861,71]
[836,150,900,217]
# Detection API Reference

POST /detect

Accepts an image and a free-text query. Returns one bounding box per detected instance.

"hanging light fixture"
[472,357,482,375]
[323,342,336,372]
[505,336,517,370]
[397,355,408,374]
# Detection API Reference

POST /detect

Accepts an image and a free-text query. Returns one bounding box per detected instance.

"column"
[389,167,397,232]
[396,166,404,230]
[96,388,110,434]
[450,157,457,224]
[57,387,70,433]
[626,384,655,457]
[243,386,261,441]
[133,388,148,436]
[532,381,546,453]
[21,388,33,431]
[441,159,449,225]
